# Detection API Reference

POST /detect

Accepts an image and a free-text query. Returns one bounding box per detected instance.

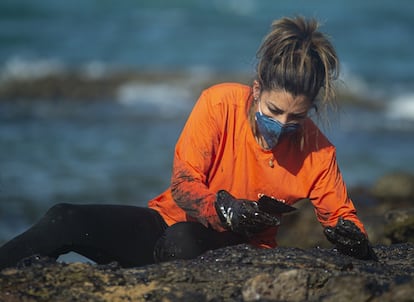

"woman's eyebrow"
[266,102,284,113]
[290,110,308,117]
[266,102,307,116]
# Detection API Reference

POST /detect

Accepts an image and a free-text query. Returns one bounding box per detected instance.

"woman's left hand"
[324,217,378,261]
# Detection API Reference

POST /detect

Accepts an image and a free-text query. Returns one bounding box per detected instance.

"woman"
[0,16,376,270]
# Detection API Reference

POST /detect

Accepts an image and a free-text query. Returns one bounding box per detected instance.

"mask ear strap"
[256,99,264,116]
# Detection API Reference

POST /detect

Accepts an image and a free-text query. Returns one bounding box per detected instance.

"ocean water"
[0,0,413,243]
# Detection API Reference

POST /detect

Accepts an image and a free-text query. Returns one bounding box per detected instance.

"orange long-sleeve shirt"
[148,82,366,248]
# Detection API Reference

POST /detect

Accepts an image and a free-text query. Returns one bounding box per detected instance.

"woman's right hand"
[214,190,280,237]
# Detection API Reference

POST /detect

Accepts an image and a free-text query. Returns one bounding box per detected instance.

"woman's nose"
[275,114,289,125]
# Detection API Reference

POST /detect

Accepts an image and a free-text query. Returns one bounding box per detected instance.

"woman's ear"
[252,80,261,101]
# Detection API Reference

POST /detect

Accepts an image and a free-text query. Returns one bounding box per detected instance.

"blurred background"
[0,0,413,245]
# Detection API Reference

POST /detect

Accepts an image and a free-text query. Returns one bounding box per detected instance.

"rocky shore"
[0,69,412,301]
[1,172,413,301]
[0,243,413,302]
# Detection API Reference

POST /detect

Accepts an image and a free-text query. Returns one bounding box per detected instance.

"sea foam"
[388,94,414,121]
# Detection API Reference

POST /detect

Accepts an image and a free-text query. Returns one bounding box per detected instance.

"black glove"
[324,217,378,261]
[214,190,280,237]
[257,194,297,214]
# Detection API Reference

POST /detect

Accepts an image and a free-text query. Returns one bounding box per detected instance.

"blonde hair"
[256,16,339,105]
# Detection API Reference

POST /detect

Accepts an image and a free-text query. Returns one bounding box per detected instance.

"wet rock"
[0,243,413,301]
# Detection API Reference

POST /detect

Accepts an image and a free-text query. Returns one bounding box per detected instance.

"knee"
[44,203,77,223]
[153,222,210,263]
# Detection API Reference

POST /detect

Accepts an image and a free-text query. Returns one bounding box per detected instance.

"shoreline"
[0,68,385,111]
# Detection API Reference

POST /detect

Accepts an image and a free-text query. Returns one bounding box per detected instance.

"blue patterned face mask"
[255,108,300,149]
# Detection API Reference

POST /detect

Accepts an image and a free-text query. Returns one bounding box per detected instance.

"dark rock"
[0,243,413,301]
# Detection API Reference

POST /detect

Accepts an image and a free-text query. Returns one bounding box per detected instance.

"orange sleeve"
[170,89,225,231]
[309,147,367,235]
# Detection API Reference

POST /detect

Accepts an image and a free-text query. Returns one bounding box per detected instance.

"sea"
[0,0,413,247]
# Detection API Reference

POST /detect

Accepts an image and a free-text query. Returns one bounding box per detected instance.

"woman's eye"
[269,107,283,115]
[292,114,307,120]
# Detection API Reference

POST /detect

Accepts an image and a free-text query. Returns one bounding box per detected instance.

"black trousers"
[0,204,245,269]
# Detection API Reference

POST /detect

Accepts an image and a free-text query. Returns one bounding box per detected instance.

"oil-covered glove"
[324,217,378,261]
[214,190,280,237]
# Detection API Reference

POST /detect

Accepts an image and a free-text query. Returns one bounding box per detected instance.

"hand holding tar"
[324,217,378,261]
[214,190,289,237]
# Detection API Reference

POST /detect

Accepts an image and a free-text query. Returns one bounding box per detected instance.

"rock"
[0,70,248,102]
[0,68,388,111]
[371,172,414,203]
[318,275,379,302]
[242,270,309,301]
[0,243,413,301]
[384,208,414,243]
[276,200,331,249]
[271,172,414,249]
[372,280,414,302]
[350,171,414,246]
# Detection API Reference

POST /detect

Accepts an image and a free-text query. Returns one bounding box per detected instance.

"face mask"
[255,110,300,149]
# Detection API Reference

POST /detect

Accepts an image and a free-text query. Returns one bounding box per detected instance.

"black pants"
[0,204,244,269]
